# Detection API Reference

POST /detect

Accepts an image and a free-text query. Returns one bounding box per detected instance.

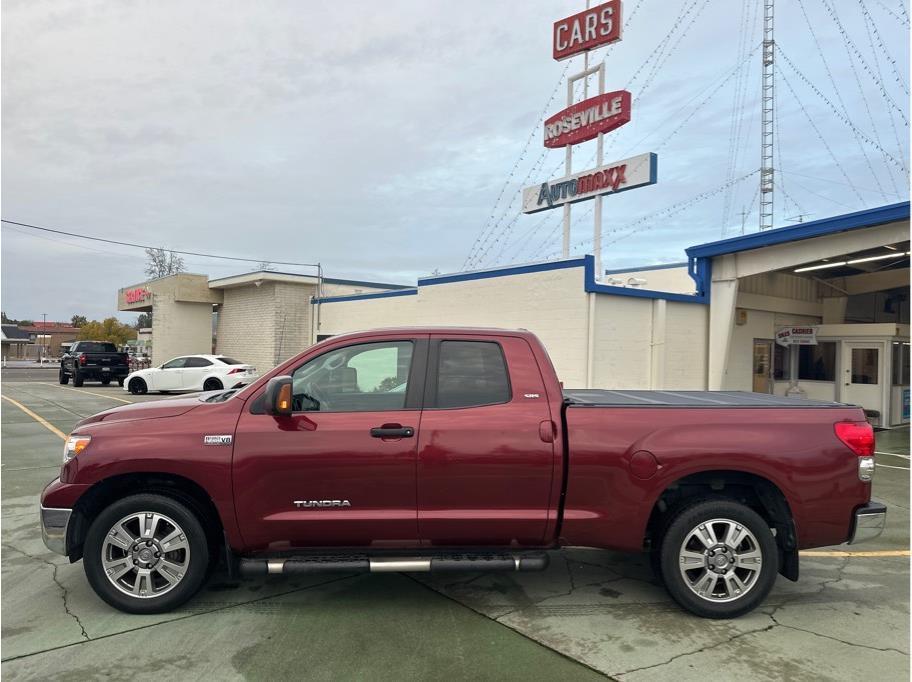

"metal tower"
[759,0,775,230]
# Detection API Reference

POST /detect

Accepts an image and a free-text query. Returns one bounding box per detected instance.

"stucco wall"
[602,265,695,294]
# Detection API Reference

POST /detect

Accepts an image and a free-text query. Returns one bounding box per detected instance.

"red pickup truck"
[40,327,885,618]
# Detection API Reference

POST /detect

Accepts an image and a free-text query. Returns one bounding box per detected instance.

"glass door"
[752,339,773,394]
[841,342,884,425]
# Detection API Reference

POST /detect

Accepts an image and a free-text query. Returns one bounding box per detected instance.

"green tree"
[135,312,152,330]
[70,314,88,328]
[78,318,138,346]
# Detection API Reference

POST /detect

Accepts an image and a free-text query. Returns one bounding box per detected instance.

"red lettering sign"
[553,1,622,61]
[124,288,151,304]
[543,90,631,148]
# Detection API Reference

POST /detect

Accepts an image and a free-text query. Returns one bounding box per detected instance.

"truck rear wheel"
[83,494,209,614]
[58,369,69,385]
[72,370,84,387]
[659,499,778,619]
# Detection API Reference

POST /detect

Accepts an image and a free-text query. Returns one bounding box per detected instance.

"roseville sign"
[124,287,152,304]
[553,0,622,61]
[522,152,657,214]
[775,326,818,346]
[544,90,630,148]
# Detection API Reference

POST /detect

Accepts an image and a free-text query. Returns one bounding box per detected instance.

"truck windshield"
[77,342,119,353]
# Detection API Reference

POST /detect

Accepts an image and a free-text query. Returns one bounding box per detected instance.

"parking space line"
[800,550,910,557]
[42,383,134,404]
[0,395,67,440]
[876,451,910,459]
[876,463,910,471]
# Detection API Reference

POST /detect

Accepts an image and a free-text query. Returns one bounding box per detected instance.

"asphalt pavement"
[1,367,908,680]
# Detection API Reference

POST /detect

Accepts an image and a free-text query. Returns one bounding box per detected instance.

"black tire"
[72,370,84,387]
[128,377,148,395]
[58,369,69,385]
[101,379,111,386]
[83,493,209,614]
[203,378,223,392]
[117,377,125,387]
[659,498,778,619]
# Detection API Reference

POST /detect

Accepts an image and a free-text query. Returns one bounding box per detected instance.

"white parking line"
[876,451,910,460]
[876,463,910,471]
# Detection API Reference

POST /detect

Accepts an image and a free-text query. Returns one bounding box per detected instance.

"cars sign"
[543,90,631,148]
[553,0,622,61]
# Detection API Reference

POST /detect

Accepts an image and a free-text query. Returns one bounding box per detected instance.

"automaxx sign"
[522,153,657,214]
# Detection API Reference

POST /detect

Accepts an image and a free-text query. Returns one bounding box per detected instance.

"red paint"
[41,327,874,559]
[544,91,631,148]
[553,0,622,61]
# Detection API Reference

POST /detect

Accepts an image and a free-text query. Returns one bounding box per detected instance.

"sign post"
[776,326,819,398]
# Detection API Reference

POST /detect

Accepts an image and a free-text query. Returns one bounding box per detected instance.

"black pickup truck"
[60,341,130,387]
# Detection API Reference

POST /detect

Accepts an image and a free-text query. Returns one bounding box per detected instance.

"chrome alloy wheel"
[101,511,191,598]
[678,518,763,603]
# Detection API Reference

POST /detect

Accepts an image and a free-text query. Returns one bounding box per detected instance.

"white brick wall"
[150,294,213,366]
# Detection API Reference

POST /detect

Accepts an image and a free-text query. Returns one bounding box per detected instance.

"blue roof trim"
[686,201,910,259]
[584,256,707,304]
[417,257,588,286]
[603,261,688,274]
[313,288,418,304]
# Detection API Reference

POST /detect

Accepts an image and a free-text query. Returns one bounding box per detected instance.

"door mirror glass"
[265,376,293,416]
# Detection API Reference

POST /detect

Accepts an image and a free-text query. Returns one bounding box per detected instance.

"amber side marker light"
[278,384,292,411]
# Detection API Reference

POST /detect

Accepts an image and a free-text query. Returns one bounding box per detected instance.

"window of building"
[291,341,413,412]
[892,343,910,386]
[797,342,836,381]
[851,348,879,385]
[773,344,790,380]
[435,341,511,409]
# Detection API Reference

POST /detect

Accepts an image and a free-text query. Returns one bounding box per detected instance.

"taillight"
[834,421,875,456]
[78,354,87,365]
[227,368,244,375]
[835,421,876,482]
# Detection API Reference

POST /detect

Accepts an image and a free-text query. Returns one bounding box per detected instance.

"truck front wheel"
[83,494,209,614]
[659,499,778,619]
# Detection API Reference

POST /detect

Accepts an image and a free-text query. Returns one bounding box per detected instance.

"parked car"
[59,341,130,387]
[40,327,885,617]
[123,354,257,394]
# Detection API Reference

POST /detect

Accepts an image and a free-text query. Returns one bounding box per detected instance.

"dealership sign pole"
[531,0,657,279]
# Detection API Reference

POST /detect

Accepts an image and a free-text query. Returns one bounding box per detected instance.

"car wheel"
[117,377,125,387]
[59,369,69,385]
[101,379,111,386]
[72,370,84,387]
[82,493,209,614]
[203,378,223,392]
[129,378,148,395]
[659,499,778,619]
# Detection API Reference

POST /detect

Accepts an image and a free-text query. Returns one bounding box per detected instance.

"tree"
[70,315,88,328]
[144,248,185,279]
[135,312,152,330]
[78,318,138,346]
[1,312,33,326]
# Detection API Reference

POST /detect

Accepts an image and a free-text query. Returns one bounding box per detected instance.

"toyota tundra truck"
[39,327,886,618]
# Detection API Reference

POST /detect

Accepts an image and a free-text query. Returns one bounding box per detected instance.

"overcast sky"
[2,0,909,322]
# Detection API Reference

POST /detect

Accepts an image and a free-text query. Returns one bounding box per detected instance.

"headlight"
[63,435,91,463]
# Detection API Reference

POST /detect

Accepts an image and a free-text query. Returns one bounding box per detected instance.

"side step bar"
[238,553,549,577]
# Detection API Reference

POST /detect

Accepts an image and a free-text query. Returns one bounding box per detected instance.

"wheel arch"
[67,472,225,564]
[644,469,799,581]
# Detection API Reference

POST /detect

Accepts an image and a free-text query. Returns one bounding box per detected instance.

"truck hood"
[75,396,202,428]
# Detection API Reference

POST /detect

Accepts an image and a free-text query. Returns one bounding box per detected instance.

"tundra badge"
[295,500,352,508]
[203,435,233,445]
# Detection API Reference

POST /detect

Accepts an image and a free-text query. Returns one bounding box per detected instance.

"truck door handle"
[370,425,414,438]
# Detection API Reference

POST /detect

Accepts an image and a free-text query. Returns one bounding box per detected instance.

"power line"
[0,219,321,269]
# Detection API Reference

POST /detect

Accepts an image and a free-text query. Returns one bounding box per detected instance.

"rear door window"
[184,357,213,368]
[433,341,511,408]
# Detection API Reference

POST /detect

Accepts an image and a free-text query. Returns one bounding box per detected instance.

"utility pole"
[41,312,47,362]
[759,0,775,231]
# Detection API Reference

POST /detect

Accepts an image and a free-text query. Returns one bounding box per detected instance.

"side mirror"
[264,376,293,417]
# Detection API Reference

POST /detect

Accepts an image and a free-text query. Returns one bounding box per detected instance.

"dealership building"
[117,201,909,427]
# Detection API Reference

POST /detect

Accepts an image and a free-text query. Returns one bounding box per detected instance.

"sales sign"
[522,152,657,213]
[553,0,622,61]
[124,287,152,304]
[544,90,630,148]
[775,326,818,346]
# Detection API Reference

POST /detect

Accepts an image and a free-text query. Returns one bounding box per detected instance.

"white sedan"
[124,355,258,395]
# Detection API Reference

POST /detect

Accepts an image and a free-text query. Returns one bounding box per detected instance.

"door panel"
[232,336,427,550]
[417,336,556,547]
[842,342,883,425]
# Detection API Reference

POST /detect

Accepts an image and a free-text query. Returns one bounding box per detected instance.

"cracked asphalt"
[1,369,908,680]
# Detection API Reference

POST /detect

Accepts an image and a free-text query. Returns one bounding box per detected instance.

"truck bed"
[563,389,846,408]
